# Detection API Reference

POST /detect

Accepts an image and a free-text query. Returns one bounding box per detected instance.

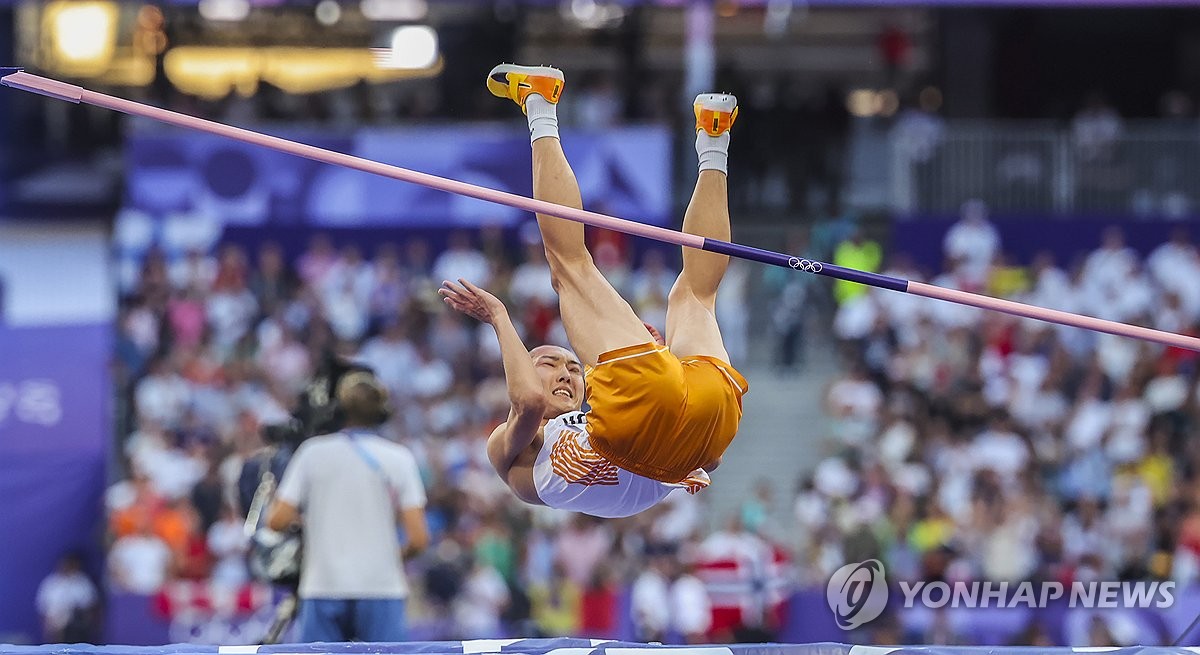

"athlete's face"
[529,345,585,416]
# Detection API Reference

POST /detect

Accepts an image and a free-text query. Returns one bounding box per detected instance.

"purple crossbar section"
[701,238,910,292]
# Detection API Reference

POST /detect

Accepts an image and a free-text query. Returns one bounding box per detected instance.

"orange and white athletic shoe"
[694,93,738,136]
[486,64,565,112]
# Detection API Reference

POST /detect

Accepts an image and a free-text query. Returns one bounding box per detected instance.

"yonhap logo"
[826,559,889,630]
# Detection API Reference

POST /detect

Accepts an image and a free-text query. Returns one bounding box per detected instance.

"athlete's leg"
[532,137,651,364]
[666,94,737,361]
[488,64,651,365]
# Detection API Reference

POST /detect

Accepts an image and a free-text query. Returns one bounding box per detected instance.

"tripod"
[262,593,299,644]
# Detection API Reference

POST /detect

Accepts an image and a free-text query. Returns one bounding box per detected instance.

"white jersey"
[533,411,709,518]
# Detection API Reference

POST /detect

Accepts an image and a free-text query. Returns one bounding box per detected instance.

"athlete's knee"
[549,270,571,294]
[547,251,597,292]
[669,277,716,313]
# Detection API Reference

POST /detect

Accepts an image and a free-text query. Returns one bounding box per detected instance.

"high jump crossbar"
[5,68,1198,353]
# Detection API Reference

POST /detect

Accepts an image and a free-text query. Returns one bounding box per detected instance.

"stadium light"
[315,0,342,26]
[198,0,250,22]
[562,0,625,29]
[360,0,427,21]
[763,0,792,37]
[46,1,118,76]
[378,25,438,70]
[878,89,899,117]
[846,89,877,117]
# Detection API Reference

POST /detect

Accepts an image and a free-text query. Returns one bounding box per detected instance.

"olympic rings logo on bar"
[788,257,823,273]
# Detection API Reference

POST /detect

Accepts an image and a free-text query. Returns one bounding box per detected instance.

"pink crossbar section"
[907,281,1200,351]
[0,72,704,250]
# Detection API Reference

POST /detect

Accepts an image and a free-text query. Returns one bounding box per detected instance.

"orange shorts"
[584,342,749,483]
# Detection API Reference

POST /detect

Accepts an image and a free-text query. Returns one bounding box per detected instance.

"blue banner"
[0,322,110,644]
[888,216,1200,273]
[123,125,672,228]
[0,323,110,456]
[0,223,112,644]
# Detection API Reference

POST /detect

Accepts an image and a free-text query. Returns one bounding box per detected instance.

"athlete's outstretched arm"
[439,279,547,476]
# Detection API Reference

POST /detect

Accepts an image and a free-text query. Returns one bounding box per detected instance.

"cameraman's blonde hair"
[335,371,390,426]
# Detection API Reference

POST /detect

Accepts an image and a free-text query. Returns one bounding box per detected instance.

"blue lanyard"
[343,429,399,507]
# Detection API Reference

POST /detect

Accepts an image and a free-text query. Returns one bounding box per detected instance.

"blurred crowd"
[78,182,1200,647]
[98,224,785,644]
[809,202,1200,645]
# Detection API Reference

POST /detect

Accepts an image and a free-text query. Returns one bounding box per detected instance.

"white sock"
[696,130,730,174]
[525,94,559,143]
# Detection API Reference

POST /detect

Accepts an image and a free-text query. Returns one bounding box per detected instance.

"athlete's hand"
[643,322,665,345]
[439,279,507,325]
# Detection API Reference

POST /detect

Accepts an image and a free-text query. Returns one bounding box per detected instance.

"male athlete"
[437,64,748,518]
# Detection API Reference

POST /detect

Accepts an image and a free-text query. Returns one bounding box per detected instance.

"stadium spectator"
[824,359,884,446]
[554,515,613,589]
[765,231,814,372]
[891,90,945,165]
[134,358,192,431]
[942,200,998,289]
[368,243,409,327]
[579,566,619,639]
[1148,228,1200,318]
[109,516,173,595]
[357,318,420,400]
[36,552,98,643]
[250,242,298,316]
[669,554,713,644]
[434,231,493,290]
[529,562,580,637]
[878,23,912,87]
[571,73,623,129]
[170,248,217,294]
[1072,91,1124,162]
[509,238,556,307]
[207,504,250,588]
[296,234,338,291]
[716,259,751,366]
[694,518,789,641]
[832,227,882,306]
[629,248,675,333]
[630,549,671,642]
[454,559,511,638]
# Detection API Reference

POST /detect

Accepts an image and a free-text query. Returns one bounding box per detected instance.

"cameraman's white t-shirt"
[276,432,426,599]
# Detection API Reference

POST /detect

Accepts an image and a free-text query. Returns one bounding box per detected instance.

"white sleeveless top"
[533,411,710,518]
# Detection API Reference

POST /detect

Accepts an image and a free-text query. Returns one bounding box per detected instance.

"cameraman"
[267,371,429,642]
